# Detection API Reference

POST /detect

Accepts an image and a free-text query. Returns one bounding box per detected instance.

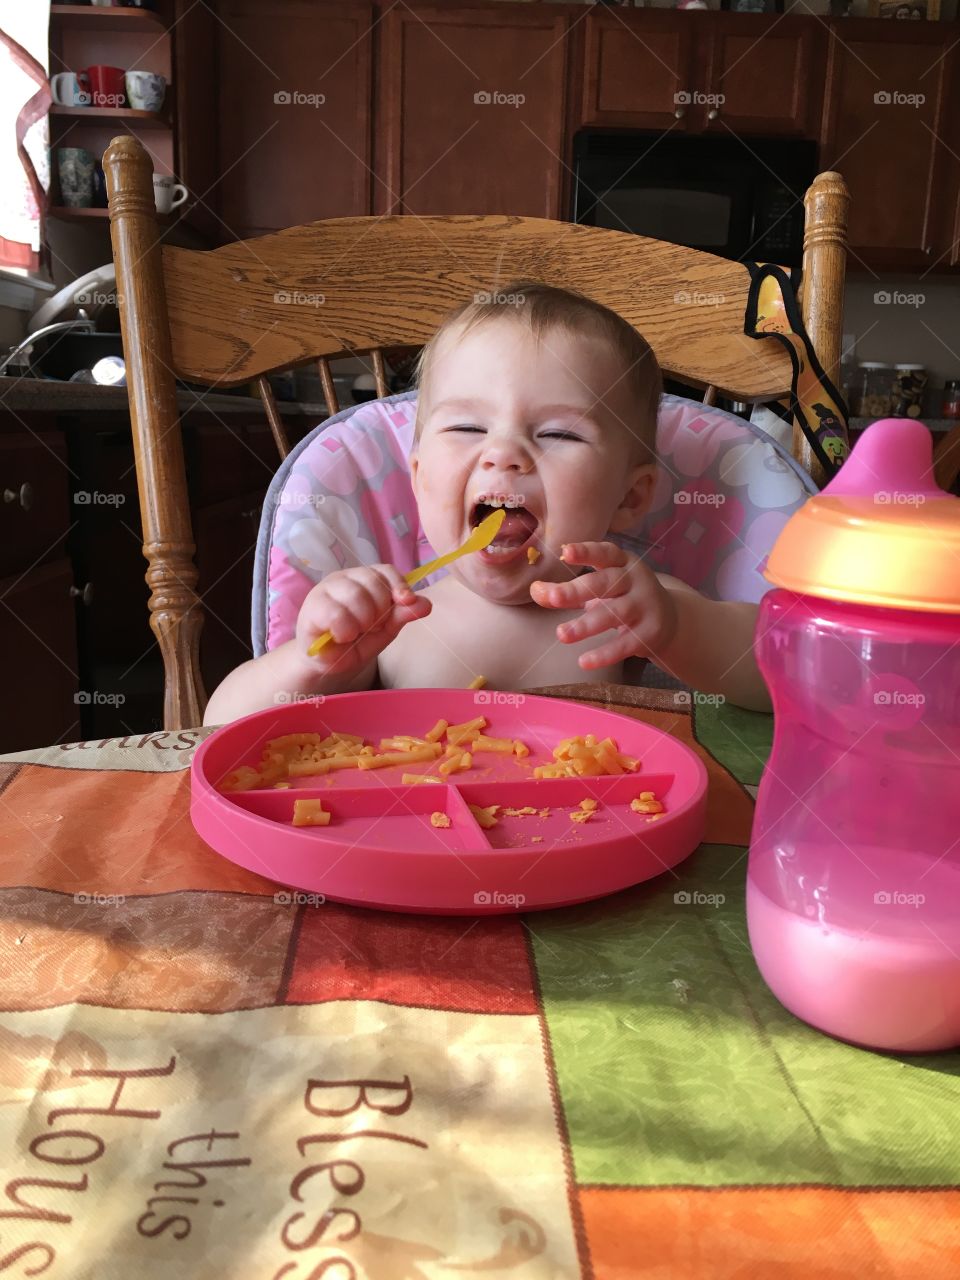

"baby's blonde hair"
[411,280,662,461]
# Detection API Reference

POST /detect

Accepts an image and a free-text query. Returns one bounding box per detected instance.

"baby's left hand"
[530,541,678,669]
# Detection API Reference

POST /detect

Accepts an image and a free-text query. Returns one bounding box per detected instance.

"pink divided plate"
[191,689,708,914]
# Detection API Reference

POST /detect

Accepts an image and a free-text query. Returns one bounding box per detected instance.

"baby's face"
[411,318,654,606]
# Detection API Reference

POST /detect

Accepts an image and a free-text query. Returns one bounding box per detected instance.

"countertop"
[0,376,329,418]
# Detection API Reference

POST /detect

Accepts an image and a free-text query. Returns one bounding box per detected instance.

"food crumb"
[430,812,451,828]
[578,798,598,812]
[467,674,486,690]
[570,810,592,824]
[527,547,541,564]
[530,836,543,843]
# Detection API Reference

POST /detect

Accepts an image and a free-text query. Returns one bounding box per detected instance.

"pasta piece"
[468,803,500,829]
[527,547,540,564]
[631,796,665,815]
[467,674,486,690]
[471,734,516,754]
[292,799,331,827]
[513,740,530,757]
[430,812,451,828]
[401,773,443,784]
[219,766,261,793]
[425,719,448,743]
[579,799,598,812]
[530,835,543,842]
[570,809,592,824]
[446,716,487,745]
[357,744,442,771]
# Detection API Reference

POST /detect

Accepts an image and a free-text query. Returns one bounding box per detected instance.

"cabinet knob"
[3,482,33,511]
[674,106,685,120]
[69,582,94,606]
[924,245,933,256]
[707,108,719,121]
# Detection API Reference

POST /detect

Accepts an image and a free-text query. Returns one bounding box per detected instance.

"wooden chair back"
[104,134,850,730]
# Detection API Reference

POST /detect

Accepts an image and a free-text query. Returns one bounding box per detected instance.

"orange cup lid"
[764,419,960,614]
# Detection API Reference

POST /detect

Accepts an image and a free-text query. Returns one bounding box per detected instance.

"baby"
[204,283,772,724]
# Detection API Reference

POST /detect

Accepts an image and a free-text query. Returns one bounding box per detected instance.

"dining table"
[1,683,957,1279]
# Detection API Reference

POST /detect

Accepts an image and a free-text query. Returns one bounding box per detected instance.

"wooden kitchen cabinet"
[213,0,375,236]
[582,10,821,137]
[821,20,953,269]
[581,9,697,131]
[703,15,823,138]
[377,4,572,217]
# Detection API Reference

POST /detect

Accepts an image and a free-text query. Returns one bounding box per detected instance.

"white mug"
[50,72,91,107]
[153,173,188,214]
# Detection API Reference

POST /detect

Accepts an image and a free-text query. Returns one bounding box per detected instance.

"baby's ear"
[609,463,656,533]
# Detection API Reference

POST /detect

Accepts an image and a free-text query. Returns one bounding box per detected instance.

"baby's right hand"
[295,565,432,675]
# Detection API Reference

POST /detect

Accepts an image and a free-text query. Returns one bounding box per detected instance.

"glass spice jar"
[942,379,960,419]
[891,364,926,419]
[855,362,893,418]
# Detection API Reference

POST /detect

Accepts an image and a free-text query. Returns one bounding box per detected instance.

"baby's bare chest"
[378,590,622,690]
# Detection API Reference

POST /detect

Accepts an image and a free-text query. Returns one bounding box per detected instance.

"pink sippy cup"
[747,418,960,1052]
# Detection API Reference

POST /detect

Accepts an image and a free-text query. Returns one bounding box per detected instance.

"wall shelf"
[49,5,167,35]
[49,104,170,129]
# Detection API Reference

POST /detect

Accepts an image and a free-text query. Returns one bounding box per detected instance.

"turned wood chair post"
[799,170,850,489]
[103,134,206,729]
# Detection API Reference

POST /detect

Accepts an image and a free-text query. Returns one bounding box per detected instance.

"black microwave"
[572,130,818,267]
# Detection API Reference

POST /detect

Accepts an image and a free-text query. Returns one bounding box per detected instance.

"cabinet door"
[216,0,374,237]
[0,432,69,580]
[582,10,697,130]
[821,22,949,266]
[0,560,80,753]
[378,5,571,217]
[704,15,823,137]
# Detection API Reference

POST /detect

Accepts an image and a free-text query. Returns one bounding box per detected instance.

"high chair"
[104,134,851,731]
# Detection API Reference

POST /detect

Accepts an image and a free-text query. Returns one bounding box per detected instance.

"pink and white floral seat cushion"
[252,390,816,656]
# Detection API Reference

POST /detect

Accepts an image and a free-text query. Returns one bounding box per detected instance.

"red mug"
[84,65,126,109]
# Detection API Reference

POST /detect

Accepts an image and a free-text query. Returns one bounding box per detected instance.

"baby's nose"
[480,435,531,471]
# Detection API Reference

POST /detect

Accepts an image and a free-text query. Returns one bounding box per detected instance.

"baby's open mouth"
[471,494,539,558]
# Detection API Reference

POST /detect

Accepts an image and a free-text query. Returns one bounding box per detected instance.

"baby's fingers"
[556,597,637,644]
[560,541,629,570]
[530,566,628,610]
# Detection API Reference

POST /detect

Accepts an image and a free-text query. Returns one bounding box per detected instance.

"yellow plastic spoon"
[307,507,506,656]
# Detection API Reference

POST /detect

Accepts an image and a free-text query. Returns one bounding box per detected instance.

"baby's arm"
[652,574,772,714]
[203,564,431,725]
